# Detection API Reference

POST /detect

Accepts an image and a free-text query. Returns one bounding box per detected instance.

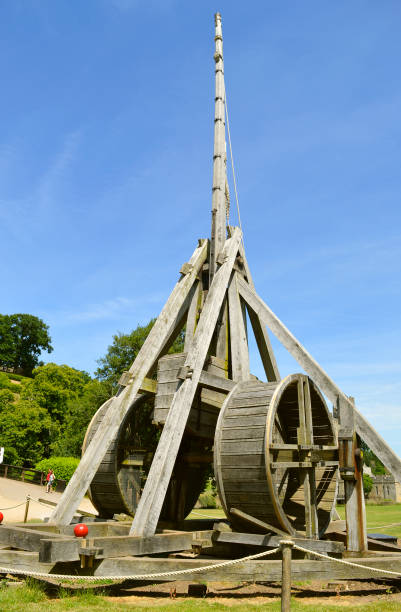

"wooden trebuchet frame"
[47,11,400,552]
[236,274,401,483]
[50,239,208,526]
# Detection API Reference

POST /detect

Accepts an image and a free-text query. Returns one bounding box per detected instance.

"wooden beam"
[227,272,250,381]
[39,531,198,563]
[237,243,280,381]
[214,530,344,554]
[184,279,201,352]
[0,525,68,552]
[199,370,235,393]
[237,276,401,482]
[50,240,208,526]
[131,228,242,537]
[209,12,227,283]
[229,507,288,537]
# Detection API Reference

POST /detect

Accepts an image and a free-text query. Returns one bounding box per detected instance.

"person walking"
[49,470,55,493]
[45,469,51,492]
[46,469,54,493]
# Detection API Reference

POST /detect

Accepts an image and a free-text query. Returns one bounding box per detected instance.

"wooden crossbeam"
[50,240,208,526]
[227,272,250,381]
[237,241,280,381]
[237,276,401,482]
[130,228,242,537]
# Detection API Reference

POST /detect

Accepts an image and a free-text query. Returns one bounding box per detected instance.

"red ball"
[73,523,88,538]
[0,512,3,524]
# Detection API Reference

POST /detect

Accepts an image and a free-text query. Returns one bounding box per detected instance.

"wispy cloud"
[0,129,81,244]
[46,293,164,326]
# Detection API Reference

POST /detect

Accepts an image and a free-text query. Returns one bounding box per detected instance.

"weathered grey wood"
[3,549,401,581]
[38,498,96,518]
[39,531,197,563]
[230,507,288,537]
[199,370,235,393]
[50,240,208,526]
[184,279,201,352]
[215,530,344,553]
[209,12,227,284]
[228,272,250,381]
[280,539,293,612]
[237,241,280,382]
[131,229,242,537]
[237,275,401,482]
[0,525,68,552]
[338,396,367,553]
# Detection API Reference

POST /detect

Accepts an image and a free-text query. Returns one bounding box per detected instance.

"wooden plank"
[228,272,250,381]
[214,530,344,553]
[237,242,280,382]
[237,276,401,482]
[39,531,197,563]
[230,507,288,537]
[3,550,401,581]
[131,229,242,537]
[0,525,69,552]
[199,370,235,393]
[50,240,208,526]
[184,279,201,352]
[78,554,401,581]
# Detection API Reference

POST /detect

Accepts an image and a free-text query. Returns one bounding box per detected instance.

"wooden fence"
[0,464,67,492]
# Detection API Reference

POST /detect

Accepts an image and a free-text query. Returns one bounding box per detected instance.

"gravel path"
[0,477,97,522]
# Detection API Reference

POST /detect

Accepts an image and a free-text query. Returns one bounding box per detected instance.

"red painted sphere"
[73,523,88,538]
[0,512,3,523]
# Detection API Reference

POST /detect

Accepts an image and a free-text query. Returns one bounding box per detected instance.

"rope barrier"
[292,543,401,577]
[0,501,28,511]
[0,546,280,582]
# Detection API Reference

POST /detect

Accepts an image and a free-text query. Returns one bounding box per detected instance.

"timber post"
[280,539,294,612]
[338,396,367,553]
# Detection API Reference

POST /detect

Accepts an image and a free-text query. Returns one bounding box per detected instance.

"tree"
[0,314,53,376]
[0,398,52,464]
[51,379,111,457]
[20,363,89,422]
[95,319,184,390]
[360,439,387,475]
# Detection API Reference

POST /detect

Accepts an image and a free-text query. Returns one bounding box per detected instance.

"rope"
[0,546,280,582]
[292,543,401,577]
[189,510,222,520]
[225,90,243,245]
[0,501,27,511]
[367,522,401,531]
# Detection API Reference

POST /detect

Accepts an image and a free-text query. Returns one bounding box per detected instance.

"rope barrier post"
[23,495,30,523]
[280,539,294,612]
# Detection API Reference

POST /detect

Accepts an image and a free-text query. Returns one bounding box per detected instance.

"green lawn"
[189,504,401,539]
[0,583,400,612]
[337,503,401,538]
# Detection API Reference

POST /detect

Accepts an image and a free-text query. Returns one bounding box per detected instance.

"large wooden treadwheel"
[214,374,339,538]
[83,393,211,521]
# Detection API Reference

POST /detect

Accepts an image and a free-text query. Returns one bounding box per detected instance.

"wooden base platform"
[0,521,400,582]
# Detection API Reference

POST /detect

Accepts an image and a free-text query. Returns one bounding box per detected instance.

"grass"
[337,503,401,538]
[0,583,400,612]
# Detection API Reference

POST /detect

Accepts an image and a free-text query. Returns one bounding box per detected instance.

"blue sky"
[1,2,401,453]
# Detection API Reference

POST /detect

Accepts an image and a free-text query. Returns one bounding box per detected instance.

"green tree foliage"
[20,363,89,422]
[0,314,53,376]
[360,439,387,475]
[95,319,184,389]
[0,388,14,411]
[51,380,110,457]
[0,399,51,464]
[363,473,374,498]
[35,456,80,483]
